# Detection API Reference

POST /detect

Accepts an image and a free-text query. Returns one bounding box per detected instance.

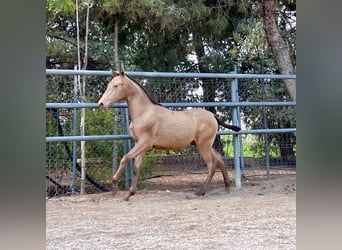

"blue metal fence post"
[121,107,133,190]
[120,108,129,190]
[125,108,134,186]
[231,67,241,189]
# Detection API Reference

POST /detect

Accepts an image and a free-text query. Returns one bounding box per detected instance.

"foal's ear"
[119,68,125,76]
[119,61,125,76]
[110,68,119,78]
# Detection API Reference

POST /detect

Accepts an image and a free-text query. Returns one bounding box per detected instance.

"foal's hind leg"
[212,149,231,193]
[196,144,216,196]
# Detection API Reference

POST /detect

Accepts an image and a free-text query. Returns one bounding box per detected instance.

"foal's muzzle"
[98,102,107,110]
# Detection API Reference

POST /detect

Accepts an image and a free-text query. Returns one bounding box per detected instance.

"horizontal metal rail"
[46,101,296,109]
[46,69,296,79]
[46,128,296,142]
[219,128,296,135]
[46,134,132,142]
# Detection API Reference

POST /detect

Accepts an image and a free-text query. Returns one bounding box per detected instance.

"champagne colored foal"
[98,69,241,201]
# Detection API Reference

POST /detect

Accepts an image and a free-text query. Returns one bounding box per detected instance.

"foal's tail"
[214,115,241,132]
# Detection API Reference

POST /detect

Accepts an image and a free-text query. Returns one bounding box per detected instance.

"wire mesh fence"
[46,71,296,197]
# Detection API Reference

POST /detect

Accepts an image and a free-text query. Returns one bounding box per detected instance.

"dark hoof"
[112,183,119,194]
[195,190,206,196]
[123,191,134,201]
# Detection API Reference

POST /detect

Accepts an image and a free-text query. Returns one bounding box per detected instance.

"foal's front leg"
[111,140,151,198]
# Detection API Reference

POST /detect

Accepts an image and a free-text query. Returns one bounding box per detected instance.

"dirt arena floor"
[46,169,296,250]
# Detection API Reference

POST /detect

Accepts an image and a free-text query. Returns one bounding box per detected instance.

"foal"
[98,69,241,201]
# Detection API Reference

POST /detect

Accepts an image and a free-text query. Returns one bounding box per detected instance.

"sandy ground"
[46,169,296,250]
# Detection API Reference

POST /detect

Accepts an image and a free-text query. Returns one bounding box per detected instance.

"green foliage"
[46,0,296,71]
[83,108,116,159]
[47,0,76,16]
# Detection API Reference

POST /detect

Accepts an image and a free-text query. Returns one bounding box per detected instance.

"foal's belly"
[152,142,192,150]
[152,131,195,150]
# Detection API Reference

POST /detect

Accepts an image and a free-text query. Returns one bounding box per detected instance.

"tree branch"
[47,34,85,54]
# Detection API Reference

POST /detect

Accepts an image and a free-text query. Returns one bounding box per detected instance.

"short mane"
[126,75,163,106]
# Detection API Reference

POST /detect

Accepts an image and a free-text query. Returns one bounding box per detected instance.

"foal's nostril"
[99,102,104,107]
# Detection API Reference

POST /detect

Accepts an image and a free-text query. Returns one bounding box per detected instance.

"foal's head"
[98,69,128,109]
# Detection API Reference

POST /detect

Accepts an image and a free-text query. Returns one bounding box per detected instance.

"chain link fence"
[46,70,296,197]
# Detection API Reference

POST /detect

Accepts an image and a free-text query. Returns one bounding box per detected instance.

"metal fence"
[46,69,296,197]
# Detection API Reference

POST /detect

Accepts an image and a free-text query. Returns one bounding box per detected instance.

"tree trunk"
[262,0,296,101]
[79,2,92,195]
[112,15,119,175]
[75,0,87,195]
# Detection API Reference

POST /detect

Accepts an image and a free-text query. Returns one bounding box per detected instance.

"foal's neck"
[125,82,156,121]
